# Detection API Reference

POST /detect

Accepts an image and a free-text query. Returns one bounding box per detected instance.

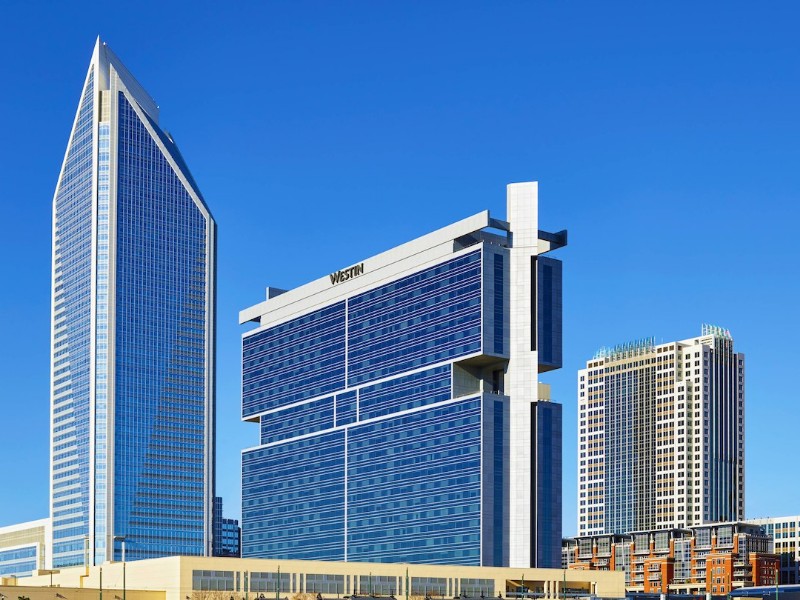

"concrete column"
[506,182,539,568]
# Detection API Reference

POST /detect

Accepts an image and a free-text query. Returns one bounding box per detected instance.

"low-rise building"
[7,555,625,600]
[563,522,779,595]
[0,519,51,577]
[745,516,800,585]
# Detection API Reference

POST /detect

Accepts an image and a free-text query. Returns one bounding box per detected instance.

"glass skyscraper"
[50,38,216,567]
[240,182,565,567]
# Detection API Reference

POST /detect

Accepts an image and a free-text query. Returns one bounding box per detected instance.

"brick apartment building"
[563,522,779,595]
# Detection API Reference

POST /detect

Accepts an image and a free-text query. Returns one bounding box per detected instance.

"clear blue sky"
[1,1,798,536]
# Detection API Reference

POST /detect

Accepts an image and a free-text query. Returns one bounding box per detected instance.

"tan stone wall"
[11,556,625,600]
[0,585,162,600]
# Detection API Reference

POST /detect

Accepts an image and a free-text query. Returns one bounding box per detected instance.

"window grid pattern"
[242,431,345,560]
[534,401,563,568]
[493,399,504,566]
[347,398,482,565]
[0,545,37,577]
[192,570,234,591]
[242,303,345,418]
[260,396,334,445]
[537,257,563,369]
[51,69,95,568]
[306,574,345,594]
[335,391,357,427]
[460,578,495,597]
[604,368,657,535]
[358,365,451,421]
[114,92,208,559]
[220,519,240,557]
[241,251,493,566]
[93,120,110,563]
[250,572,291,592]
[411,577,447,596]
[347,251,482,386]
[493,253,504,354]
[357,575,396,596]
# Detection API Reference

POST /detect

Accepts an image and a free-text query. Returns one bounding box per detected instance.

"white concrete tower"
[507,182,539,567]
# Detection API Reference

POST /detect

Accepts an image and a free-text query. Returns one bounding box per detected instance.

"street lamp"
[113,536,126,600]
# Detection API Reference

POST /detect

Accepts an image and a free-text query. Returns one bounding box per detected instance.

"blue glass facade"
[51,42,214,567]
[493,253,504,354]
[113,93,210,560]
[51,68,95,567]
[242,251,492,565]
[358,365,451,421]
[0,545,38,577]
[601,365,662,536]
[537,256,563,372]
[260,396,334,445]
[347,252,482,386]
[532,401,562,568]
[243,431,346,561]
[212,496,241,558]
[347,398,482,564]
[490,398,507,566]
[243,303,345,418]
[241,212,565,567]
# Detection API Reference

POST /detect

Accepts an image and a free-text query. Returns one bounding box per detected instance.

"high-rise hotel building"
[239,182,565,568]
[50,39,216,567]
[577,326,744,536]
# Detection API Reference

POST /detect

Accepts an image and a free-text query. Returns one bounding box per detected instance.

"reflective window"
[113,91,210,559]
[51,69,95,568]
[348,251,482,385]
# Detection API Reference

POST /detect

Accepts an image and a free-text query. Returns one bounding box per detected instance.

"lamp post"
[113,536,126,600]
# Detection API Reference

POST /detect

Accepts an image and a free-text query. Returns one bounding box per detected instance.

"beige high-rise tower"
[577,325,744,536]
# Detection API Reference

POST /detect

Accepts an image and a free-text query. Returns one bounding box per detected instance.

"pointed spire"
[89,37,159,122]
